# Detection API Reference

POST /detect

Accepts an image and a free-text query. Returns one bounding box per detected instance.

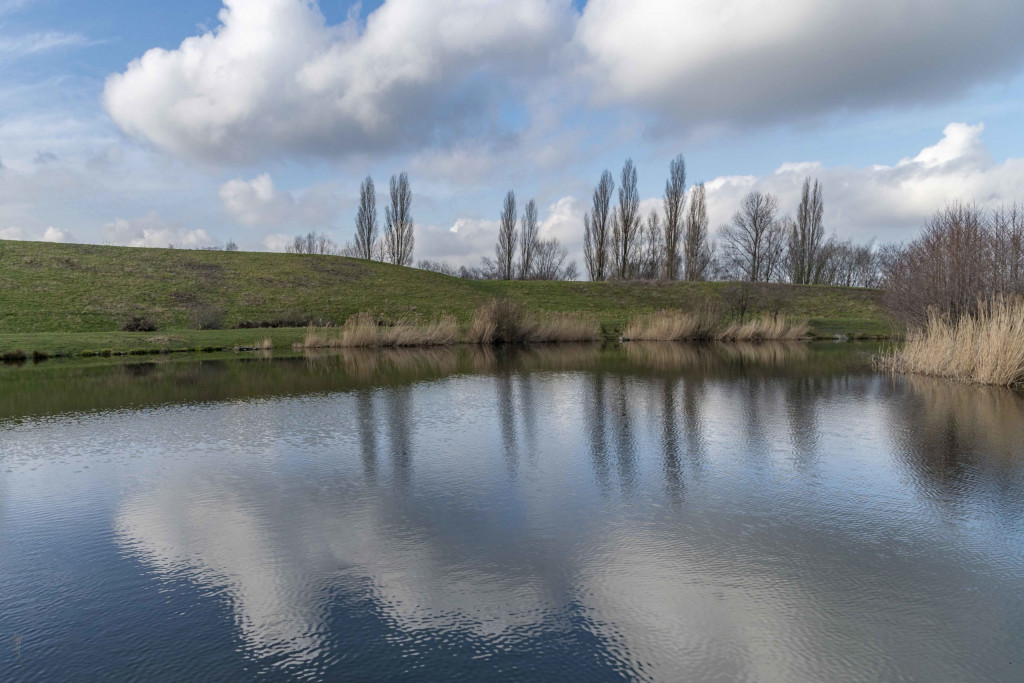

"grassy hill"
[0,240,895,356]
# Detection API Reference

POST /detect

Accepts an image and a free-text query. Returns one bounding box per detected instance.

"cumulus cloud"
[104,0,1024,165]
[103,211,216,248]
[41,226,74,242]
[574,0,1024,129]
[219,173,336,228]
[104,0,574,163]
[0,226,24,239]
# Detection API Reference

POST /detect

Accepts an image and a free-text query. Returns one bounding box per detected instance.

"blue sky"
[3,0,1024,268]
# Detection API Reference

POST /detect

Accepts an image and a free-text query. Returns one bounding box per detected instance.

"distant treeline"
[273,159,1024,324]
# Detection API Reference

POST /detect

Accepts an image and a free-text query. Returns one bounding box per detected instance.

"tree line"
[277,162,1023,317]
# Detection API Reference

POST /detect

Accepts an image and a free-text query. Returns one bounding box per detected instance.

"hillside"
[0,240,894,354]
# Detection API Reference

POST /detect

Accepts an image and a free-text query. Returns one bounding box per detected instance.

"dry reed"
[623,309,808,342]
[716,314,810,341]
[466,300,600,344]
[875,296,1024,387]
[302,312,459,348]
[622,308,719,341]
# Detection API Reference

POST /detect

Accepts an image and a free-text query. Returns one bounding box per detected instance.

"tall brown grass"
[302,312,459,348]
[716,314,809,341]
[623,309,808,342]
[876,296,1024,387]
[622,307,719,341]
[466,299,600,344]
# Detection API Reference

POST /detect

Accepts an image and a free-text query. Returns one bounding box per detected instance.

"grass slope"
[0,240,894,355]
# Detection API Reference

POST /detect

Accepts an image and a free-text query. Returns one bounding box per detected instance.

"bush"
[120,316,157,332]
[189,306,225,330]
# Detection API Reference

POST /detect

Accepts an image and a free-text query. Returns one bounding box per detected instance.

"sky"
[2,0,1024,270]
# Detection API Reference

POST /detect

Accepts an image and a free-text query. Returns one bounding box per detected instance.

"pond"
[1,343,1023,681]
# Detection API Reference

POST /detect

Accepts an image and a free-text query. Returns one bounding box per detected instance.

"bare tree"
[636,210,663,279]
[285,231,338,255]
[683,183,713,281]
[787,177,826,284]
[719,191,783,282]
[417,259,459,277]
[518,199,539,279]
[354,175,378,260]
[614,158,640,279]
[383,172,414,266]
[992,202,1024,294]
[663,154,686,279]
[532,237,578,280]
[883,201,1024,323]
[583,170,614,281]
[496,190,518,280]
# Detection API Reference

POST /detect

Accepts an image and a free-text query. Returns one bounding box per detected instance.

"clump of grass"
[258,338,273,350]
[622,307,720,341]
[119,316,157,332]
[466,299,599,344]
[875,296,1024,387]
[716,314,809,341]
[302,312,458,348]
[1,349,27,363]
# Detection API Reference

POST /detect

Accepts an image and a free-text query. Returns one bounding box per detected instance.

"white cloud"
[0,226,24,239]
[219,173,336,228]
[262,232,294,252]
[41,226,74,242]
[104,0,574,164]
[703,122,1024,244]
[574,0,1024,129]
[103,211,216,248]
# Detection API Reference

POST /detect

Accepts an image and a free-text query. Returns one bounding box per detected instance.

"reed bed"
[301,313,459,349]
[716,314,810,341]
[622,308,720,341]
[623,309,809,342]
[466,300,600,344]
[875,296,1024,388]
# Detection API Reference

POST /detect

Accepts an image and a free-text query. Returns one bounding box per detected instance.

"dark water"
[1,343,1023,681]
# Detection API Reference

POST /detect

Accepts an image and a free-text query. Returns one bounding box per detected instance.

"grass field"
[0,240,896,356]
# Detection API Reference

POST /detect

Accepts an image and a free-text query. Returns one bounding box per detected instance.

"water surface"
[1,344,1023,681]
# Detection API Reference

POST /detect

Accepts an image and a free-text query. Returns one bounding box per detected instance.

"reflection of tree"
[660,377,683,503]
[889,375,1024,517]
[517,374,539,468]
[681,377,707,469]
[785,376,820,470]
[384,385,413,486]
[612,375,637,495]
[585,373,611,492]
[356,389,378,481]
[496,371,519,477]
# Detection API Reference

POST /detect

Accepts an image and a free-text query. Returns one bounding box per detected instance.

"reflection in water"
[1,343,1023,680]
[356,390,377,481]
[891,374,1024,519]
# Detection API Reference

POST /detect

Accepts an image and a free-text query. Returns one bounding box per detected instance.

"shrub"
[120,316,157,332]
[190,306,225,330]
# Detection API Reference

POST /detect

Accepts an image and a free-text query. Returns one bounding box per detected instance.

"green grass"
[0,240,895,356]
